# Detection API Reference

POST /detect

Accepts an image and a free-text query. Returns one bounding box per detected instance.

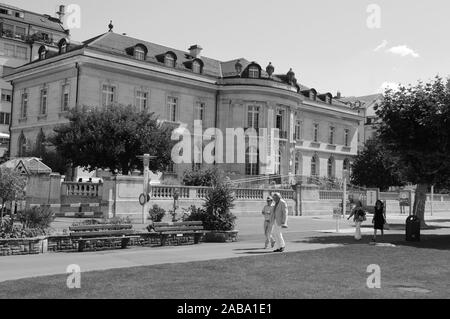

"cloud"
[377,82,400,93]
[386,45,420,58]
[374,40,388,52]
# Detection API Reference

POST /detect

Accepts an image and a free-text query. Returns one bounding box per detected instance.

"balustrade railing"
[319,190,343,200]
[63,182,100,197]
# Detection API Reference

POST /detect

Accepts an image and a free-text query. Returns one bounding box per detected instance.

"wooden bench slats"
[153,221,203,227]
[159,230,206,235]
[70,230,135,237]
[76,235,141,242]
[69,224,133,231]
[154,226,204,232]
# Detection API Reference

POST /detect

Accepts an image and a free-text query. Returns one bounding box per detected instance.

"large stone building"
[0,2,68,156]
[4,29,363,182]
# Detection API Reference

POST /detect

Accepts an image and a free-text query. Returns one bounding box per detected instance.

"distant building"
[4,30,363,182]
[338,93,383,150]
[0,2,68,154]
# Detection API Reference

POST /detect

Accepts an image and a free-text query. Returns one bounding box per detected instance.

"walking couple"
[261,193,288,252]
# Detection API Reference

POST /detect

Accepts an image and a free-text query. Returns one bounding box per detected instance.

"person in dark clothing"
[372,200,386,242]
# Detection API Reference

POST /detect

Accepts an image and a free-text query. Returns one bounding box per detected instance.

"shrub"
[182,167,224,186]
[184,182,237,231]
[148,204,165,222]
[0,216,47,239]
[16,206,55,230]
[71,216,132,227]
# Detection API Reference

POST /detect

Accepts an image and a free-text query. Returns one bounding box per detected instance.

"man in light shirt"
[271,192,288,252]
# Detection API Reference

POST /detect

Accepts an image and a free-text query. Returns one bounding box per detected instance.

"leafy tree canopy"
[375,76,450,185]
[50,105,175,175]
[351,137,405,191]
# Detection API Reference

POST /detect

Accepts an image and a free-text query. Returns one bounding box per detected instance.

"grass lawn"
[0,239,449,299]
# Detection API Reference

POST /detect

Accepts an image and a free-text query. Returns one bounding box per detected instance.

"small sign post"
[399,190,411,215]
[333,208,342,233]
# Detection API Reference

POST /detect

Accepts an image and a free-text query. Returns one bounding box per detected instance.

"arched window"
[311,154,318,176]
[245,147,259,176]
[192,60,202,74]
[135,47,145,60]
[310,89,316,101]
[248,65,259,78]
[18,132,27,157]
[327,157,334,178]
[164,53,175,67]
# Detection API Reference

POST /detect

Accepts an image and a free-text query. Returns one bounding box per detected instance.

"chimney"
[336,91,341,99]
[56,5,65,21]
[189,45,203,58]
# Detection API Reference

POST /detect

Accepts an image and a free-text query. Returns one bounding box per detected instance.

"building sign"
[366,190,378,206]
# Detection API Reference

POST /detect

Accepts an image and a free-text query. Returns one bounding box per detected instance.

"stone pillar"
[293,182,302,216]
[100,176,116,218]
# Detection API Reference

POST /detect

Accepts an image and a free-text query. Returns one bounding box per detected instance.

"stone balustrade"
[62,182,100,197]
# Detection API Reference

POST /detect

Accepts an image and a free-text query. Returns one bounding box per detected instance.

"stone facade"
[0,3,68,157]
[4,31,363,181]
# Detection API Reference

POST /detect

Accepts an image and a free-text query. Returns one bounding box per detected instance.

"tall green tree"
[375,76,450,227]
[51,105,175,175]
[351,138,405,191]
[0,168,26,220]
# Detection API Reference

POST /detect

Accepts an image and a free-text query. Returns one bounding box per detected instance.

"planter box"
[204,230,239,243]
[0,236,48,256]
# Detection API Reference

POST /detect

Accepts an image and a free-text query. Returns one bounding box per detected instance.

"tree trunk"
[413,183,428,228]
[0,200,4,222]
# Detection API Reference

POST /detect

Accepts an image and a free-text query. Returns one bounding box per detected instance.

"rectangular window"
[1,90,11,102]
[195,102,205,122]
[136,91,148,111]
[2,23,14,37]
[61,83,70,111]
[40,88,48,115]
[247,105,259,129]
[313,123,319,142]
[329,126,335,145]
[295,120,302,140]
[4,43,14,56]
[0,112,4,124]
[15,26,25,39]
[276,109,284,130]
[344,129,350,147]
[5,112,9,124]
[101,85,115,107]
[167,96,178,122]
[21,91,28,118]
[16,46,27,59]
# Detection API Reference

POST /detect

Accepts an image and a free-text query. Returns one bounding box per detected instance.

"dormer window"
[310,90,316,101]
[192,60,201,74]
[38,46,48,60]
[164,53,175,67]
[326,95,331,104]
[135,47,145,60]
[248,66,259,78]
[58,38,69,54]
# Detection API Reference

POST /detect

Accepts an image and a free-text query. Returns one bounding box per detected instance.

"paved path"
[1,212,448,283]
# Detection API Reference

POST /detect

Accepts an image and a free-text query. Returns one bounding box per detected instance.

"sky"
[6,0,450,97]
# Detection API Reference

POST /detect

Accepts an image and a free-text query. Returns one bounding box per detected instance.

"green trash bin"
[406,215,420,241]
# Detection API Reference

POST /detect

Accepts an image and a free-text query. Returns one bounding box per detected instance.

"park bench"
[69,224,140,252]
[148,221,208,246]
